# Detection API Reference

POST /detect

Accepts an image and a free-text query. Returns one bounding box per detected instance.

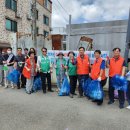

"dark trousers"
[78,74,89,96]
[17,74,26,88]
[69,75,77,94]
[40,72,52,92]
[109,77,125,105]
[127,81,130,105]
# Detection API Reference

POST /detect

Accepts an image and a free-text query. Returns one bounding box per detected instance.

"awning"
[0,41,11,48]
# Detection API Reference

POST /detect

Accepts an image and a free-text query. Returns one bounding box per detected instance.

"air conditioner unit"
[15,12,21,18]
[27,14,32,20]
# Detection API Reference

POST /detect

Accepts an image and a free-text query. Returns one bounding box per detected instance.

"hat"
[57,52,64,56]
[68,51,75,56]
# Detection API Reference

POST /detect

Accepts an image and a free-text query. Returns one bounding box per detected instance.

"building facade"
[0,0,52,52]
[51,27,67,50]
[66,20,128,56]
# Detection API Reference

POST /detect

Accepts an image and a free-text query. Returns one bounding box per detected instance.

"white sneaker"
[126,105,130,109]
[11,86,15,89]
[4,86,8,89]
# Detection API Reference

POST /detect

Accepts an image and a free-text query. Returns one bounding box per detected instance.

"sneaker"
[11,86,15,89]
[78,95,83,98]
[48,89,54,92]
[119,104,124,109]
[126,105,130,109]
[4,86,8,89]
[0,84,2,87]
[69,94,73,98]
[26,91,31,94]
[108,101,114,105]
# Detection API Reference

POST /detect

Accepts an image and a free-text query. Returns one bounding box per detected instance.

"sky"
[52,0,130,27]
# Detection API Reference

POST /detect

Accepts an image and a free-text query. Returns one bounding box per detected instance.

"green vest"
[67,59,77,76]
[56,58,66,75]
[40,55,50,73]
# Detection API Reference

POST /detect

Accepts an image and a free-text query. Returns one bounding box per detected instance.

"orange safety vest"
[77,55,90,75]
[109,56,124,77]
[91,58,106,80]
[22,58,36,79]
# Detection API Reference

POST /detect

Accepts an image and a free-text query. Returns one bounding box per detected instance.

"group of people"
[0,46,130,109]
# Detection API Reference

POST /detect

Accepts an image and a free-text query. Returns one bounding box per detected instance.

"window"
[6,18,17,32]
[36,27,39,35]
[44,0,48,8]
[6,0,17,12]
[44,30,49,37]
[43,15,49,26]
[36,10,38,20]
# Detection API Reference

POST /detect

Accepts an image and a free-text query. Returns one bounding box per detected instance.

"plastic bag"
[59,76,70,96]
[7,69,20,84]
[32,77,42,92]
[82,78,91,96]
[88,80,104,100]
[112,75,127,92]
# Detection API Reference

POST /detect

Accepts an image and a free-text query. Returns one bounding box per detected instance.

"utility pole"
[67,14,71,50]
[32,0,37,49]
[124,9,130,64]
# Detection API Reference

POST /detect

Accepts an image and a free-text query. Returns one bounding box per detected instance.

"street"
[0,87,130,130]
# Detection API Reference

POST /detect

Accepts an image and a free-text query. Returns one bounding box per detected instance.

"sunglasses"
[42,51,47,52]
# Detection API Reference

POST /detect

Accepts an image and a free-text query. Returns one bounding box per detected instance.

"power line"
[56,0,69,16]
[53,3,69,23]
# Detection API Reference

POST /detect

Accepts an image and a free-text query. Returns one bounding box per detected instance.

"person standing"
[90,50,107,105]
[107,48,126,109]
[55,52,66,91]
[23,51,36,94]
[3,47,15,88]
[0,51,4,87]
[77,47,90,98]
[66,51,77,98]
[14,48,26,89]
[24,48,29,60]
[37,47,53,93]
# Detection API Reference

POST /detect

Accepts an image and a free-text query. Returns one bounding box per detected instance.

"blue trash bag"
[32,77,42,92]
[7,69,20,84]
[82,78,91,96]
[112,75,128,92]
[88,80,104,100]
[58,76,70,96]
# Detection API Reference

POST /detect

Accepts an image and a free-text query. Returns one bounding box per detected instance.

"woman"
[55,52,66,91]
[23,51,37,94]
[30,48,37,63]
[66,51,77,98]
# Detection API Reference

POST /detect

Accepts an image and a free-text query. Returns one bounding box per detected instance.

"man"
[24,48,29,60]
[77,47,90,97]
[14,48,26,89]
[37,47,53,93]
[0,51,4,87]
[3,47,15,88]
[90,50,107,105]
[107,48,126,109]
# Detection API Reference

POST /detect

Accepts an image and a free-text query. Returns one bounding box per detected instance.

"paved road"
[0,87,130,130]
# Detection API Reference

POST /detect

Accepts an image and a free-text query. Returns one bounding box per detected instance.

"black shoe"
[108,101,114,105]
[119,104,124,109]
[78,95,83,98]
[17,87,20,89]
[48,89,54,92]
[92,100,97,102]
[97,101,103,106]
[73,93,77,95]
[43,90,46,94]
[26,91,31,94]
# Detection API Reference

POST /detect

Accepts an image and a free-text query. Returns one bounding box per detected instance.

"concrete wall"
[66,20,128,56]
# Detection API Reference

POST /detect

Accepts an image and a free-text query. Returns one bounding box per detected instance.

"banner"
[47,50,109,64]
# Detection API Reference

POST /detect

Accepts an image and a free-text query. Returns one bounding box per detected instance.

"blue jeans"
[78,74,89,96]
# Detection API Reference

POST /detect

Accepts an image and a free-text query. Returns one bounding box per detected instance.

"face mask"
[7,51,12,54]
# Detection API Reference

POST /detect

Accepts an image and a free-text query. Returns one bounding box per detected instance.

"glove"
[97,77,101,82]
